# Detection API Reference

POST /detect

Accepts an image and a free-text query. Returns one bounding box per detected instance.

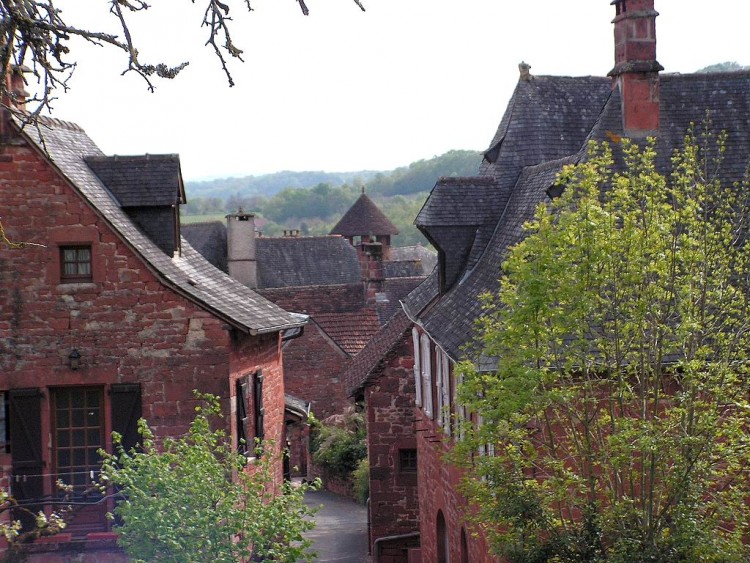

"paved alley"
[302,489,369,562]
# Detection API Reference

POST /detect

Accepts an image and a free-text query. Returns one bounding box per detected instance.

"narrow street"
[302,489,370,562]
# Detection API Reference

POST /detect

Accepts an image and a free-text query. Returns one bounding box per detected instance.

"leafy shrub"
[352,458,369,505]
[310,408,367,479]
[99,393,318,563]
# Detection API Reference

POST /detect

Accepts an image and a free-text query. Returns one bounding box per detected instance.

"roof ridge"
[30,114,85,133]
[436,176,496,186]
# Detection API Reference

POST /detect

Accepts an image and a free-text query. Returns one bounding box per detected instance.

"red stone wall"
[258,285,363,420]
[230,331,286,488]
[283,323,351,420]
[0,132,286,550]
[416,419,496,563]
[258,284,364,315]
[410,327,497,563]
[365,333,420,559]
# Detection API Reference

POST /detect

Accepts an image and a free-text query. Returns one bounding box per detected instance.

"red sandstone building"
[183,194,430,481]
[355,1,750,561]
[0,105,305,559]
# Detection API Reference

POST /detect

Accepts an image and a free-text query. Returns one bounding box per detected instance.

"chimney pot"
[519,61,532,81]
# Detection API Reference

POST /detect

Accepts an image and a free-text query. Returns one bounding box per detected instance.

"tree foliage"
[99,393,318,563]
[0,0,365,119]
[454,133,750,562]
[310,408,367,480]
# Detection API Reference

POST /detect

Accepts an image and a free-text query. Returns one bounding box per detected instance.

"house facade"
[344,310,421,561]
[365,0,750,561]
[0,105,305,559]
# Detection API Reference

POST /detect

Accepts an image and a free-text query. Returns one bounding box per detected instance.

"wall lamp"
[68,349,81,370]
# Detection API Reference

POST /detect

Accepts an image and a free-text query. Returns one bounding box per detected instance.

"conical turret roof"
[330,192,399,237]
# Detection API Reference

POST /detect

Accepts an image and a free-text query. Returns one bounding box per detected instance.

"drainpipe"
[373,531,420,563]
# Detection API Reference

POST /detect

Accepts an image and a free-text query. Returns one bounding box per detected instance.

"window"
[8,384,141,534]
[236,377,250,455]
[0,393,8,453]
[399,448,418,473]
[60,245,92,283]
[237,371,264,456]
[52,387,104,497]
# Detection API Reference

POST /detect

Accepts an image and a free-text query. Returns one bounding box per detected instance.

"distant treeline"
[183,150,483,247]
[696,61,750,73]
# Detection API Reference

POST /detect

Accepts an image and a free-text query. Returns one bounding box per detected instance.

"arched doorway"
[437,510,449,563]
[460,527,469,563]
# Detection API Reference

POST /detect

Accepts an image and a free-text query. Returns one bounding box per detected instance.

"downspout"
[373,531,420,563]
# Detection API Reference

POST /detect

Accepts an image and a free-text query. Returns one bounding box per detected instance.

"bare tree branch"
[0,0,365,119]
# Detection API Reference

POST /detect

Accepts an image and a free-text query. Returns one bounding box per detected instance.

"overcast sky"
[48,0,749,181]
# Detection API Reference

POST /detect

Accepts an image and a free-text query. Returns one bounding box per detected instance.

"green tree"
[99,393,318,563]
[455,133,750,561]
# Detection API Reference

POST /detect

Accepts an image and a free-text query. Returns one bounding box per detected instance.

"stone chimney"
[607,0,663,136]
[226,210,258,289]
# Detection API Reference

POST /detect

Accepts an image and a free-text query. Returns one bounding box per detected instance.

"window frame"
[51,386,105,500]
[236,376,250,455]
[398,448,418,473]
[59,245,93,284]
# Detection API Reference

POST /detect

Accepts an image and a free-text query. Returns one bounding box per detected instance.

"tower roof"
[330,193,399,237]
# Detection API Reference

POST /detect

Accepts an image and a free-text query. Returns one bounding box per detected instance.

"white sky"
[47,0,750,181]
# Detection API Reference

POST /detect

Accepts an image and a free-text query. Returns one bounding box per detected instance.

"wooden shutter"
[253,371,264,441]
[440,351,451,437]
[412,328,422,407]
[9,388,44,531]
[110,384,142,453]
[236,376,250,454]
[420,334,433,419]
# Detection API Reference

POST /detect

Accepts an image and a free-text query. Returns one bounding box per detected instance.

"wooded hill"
[183,150,483,247]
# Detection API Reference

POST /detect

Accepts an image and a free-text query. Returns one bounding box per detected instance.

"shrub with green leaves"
[99,393,318,563]
[310,408,367,479]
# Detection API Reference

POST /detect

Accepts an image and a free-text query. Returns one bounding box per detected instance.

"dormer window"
[60,245,92,283]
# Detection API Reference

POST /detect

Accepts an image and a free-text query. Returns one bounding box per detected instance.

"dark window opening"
[0,392,8,453]
[236,377,250,455]
[399,448,417,473]
[60,245,92,283]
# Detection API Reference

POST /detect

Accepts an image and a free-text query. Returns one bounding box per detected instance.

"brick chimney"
[607,0,663,136]
[226,210,258,289]
[0,65,30,138]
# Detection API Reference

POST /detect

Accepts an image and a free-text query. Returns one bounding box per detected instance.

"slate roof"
[405,71,750,363]
[285,394,310,419]
[85,154,185,207]
[389,244,437,274]
[375,276,426,325]
[329,193,399,237]
[382,260,423,278]
[256,236,361,288]
[314,309,381,356]
[344,309,413,397]
[18,117,305,335]
[180,221,228,272]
